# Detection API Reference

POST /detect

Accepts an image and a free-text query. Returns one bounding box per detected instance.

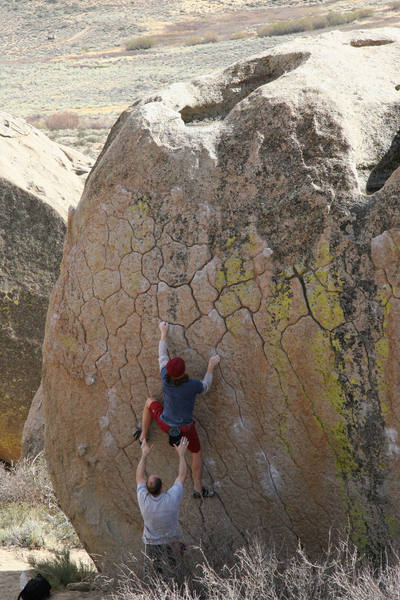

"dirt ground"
[0,548,106,600]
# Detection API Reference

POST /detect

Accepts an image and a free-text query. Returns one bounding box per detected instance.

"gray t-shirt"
[137,481,183,545]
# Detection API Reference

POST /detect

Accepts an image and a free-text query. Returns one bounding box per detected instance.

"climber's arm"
[200,355,220,394]
[136,440,152,484]
[158,321,169,372]
[174,437,189,484]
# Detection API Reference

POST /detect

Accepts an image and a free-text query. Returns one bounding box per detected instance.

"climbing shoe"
[133,427,142,444]
[193,486,215,499]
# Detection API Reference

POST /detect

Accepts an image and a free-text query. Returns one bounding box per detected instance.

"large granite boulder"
[0,113,91,462]
[42,29,400,567]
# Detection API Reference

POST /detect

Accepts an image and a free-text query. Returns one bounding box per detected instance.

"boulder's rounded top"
[0,111,92,221]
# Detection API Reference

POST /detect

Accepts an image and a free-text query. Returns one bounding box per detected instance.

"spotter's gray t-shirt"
[137,481,183,545]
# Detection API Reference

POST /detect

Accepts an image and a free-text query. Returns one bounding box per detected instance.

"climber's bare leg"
[192,450,203,494]
[140,397,156,442]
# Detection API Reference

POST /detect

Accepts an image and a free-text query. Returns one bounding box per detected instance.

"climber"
[136,320,220,499]
[136,436,189,571]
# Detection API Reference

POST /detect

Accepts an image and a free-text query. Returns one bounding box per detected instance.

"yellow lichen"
[226,311,242,337]
[303,271,345,330]
[234,280,261,313]
[267,280,293,330]
[215,289,241,318]
[214,270,226,292]
[224,254,254,286]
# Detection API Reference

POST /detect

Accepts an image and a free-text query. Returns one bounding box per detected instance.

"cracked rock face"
[43,29,400,566]
[0,113,91,462]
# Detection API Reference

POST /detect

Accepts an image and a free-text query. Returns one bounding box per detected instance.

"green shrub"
[125,36,155,51]
[28,549,96,589]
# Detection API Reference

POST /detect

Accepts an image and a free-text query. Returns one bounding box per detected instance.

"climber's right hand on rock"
[208,354,220,370]
[159,321,168,337]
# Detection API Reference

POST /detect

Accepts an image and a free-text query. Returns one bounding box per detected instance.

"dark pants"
[144,542,185,577]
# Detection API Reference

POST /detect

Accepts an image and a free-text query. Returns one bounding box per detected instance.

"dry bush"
[258,18,314,37]
[258,8,374,37]
[125,36,155,50]
[352,8,374,19]
[0,455,79,549]
[310,15,330,30]
[390,1,400,9]
[327,8,373,26]
[0,454,55,506]
[78,115,113,129]
[44,111,79,130]
[229,30,251,40]
[185,33,219,46]
[326,12,350,26]
[112,537,400,600]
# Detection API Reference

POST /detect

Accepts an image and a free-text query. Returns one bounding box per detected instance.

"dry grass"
[258,8,374,37]
[0,454,55,506]
[112,538,400,600]
[125,36,155,51]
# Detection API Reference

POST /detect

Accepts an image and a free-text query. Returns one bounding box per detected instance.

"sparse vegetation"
[113,538,400,600]
[0,454,54,506]
[389,1,400,9]
[229,30,251,40]
[44,111,79,130]
[185,33,219,46]
[28,549,96,589]
[125,36,155,51]
[0,456,79,549]
[258,8,374,37]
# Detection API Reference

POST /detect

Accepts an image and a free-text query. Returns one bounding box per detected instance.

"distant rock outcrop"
[0,113,91,462]
[42,29,400,568]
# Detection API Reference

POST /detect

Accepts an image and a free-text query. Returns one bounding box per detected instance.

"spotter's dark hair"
[147,477,162,496]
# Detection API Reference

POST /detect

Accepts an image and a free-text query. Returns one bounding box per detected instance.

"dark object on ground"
[18,573,51,600]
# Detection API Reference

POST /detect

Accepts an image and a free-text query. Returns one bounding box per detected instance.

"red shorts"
[149,401,201,453]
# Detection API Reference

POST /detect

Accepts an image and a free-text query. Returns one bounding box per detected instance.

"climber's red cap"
[166,357,186,379]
